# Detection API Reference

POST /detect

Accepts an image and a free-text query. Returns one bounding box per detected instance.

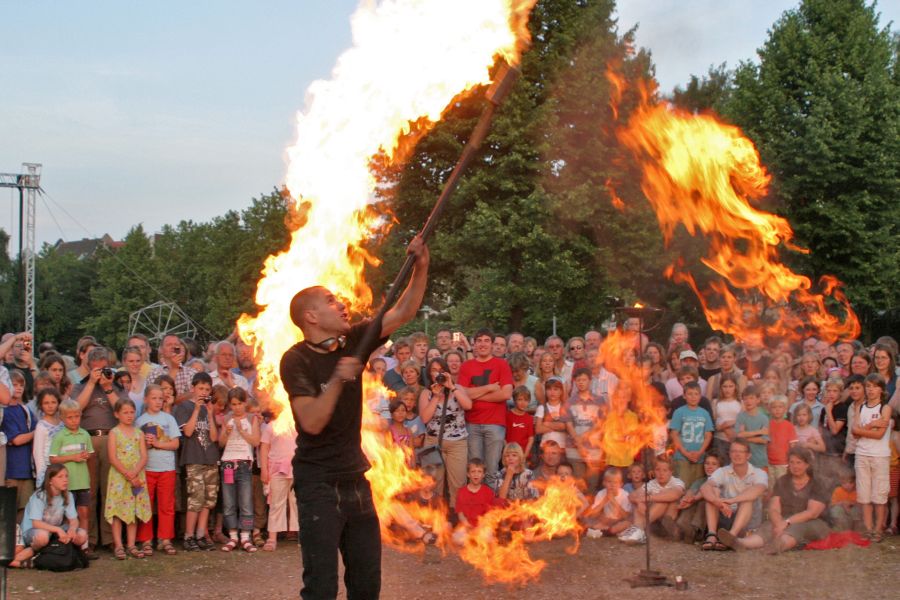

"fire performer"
[280,236,429,600]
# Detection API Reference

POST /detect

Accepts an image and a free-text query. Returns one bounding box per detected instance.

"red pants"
[137,470,176,542]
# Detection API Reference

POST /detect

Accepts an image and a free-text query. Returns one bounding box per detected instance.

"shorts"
[185,464,219,512]
[23,523,83,547]
[72,489,91,507]
[889,465,899,499]
[855,455,890,504]
[756,518,829,547]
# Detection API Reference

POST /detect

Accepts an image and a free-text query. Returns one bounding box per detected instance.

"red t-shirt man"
[458,356,514,426]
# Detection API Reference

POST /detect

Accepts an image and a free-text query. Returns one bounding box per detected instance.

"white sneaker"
[617,526,646,545]
[586,528,604,539]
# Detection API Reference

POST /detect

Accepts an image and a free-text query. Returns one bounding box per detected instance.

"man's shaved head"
[290,286,328,328]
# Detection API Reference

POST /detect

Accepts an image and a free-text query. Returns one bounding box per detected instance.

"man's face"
[836,343,854,366]
[541,445,562,467]
[474,335,492,358]
[162,336,184,362]
[309,289,351,336]
[236,342,255,370]
[720,351,735,371]
[815,341,831,361]
[216,344,236,370]
[803,337,818,354]
[128,337,150,362]
[584,331,602,351]
[507,333,524,354]
[491,336,507,358]
[546,338,564,361]
[435,331,452,352]
[704,343,720,364]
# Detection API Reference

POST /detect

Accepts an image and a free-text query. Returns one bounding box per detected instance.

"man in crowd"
[698,336,722,381]
[149,334,194,403]
[210,341,249,392]
[435,329,453,354]
[507,332,525,355]
[234,338,259,391]
[492,335,508,359]
[701,439,768,550]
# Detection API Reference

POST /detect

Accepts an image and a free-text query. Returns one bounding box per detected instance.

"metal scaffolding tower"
[0,163,41,336]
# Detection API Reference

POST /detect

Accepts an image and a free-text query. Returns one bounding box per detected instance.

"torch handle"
[354,62,520,361]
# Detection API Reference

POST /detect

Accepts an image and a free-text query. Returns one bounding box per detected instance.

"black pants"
[295,477,381,600]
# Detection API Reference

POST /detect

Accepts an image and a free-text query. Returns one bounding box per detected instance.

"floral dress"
[104,427,151,524]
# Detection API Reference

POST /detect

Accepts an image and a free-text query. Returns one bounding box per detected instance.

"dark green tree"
[0,230,20,333]
[724,0,900,337]
[670,63,733,113]
[34,246,98,353]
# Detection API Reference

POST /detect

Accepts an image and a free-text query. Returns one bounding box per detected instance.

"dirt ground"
[8,533,900,600]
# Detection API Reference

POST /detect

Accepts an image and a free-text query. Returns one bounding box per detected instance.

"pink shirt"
[260,422,298,478]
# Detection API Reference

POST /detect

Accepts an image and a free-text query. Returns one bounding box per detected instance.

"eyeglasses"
[569,345,584,351]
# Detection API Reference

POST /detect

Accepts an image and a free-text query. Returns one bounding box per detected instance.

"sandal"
[870,531,884,543]
[262,539,277,552]
[158,540,177,556]
[126,545,145,559]
[221,539,238,552]
[701,534,718,551]
[252,532,265,548]
[242,540,258,553]
[114,546,127,560]
[141,541,154,557]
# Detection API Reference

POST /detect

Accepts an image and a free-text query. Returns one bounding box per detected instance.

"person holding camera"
[1,331,37,402]
[148,334,194,405]
[71,346,128,551]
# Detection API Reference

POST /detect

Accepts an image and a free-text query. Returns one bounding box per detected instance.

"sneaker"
[716,528,740,551]
[617,526,646,545]
[183,537,200,552]
[586,528,604,539]
[195,536,215,551]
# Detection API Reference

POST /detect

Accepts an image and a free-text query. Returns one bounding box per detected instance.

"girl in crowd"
[387,400,415,467]
[644,343,666,384]
[20,464,88,556]
[38,353,72,400]
[259,409,298,552]
[419,357,472,507]
[790,377,825,427]
[219,387,261,553]
[495,442,537,502]
[712,373,742,459]
[153,374,177,414]
[792,404,826,455]
[32,388,63,487]
[105,398,152,559]
[533,351,559,406]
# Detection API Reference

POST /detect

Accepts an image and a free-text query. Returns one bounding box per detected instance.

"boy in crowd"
[766,395,797,487]
[505,386,535,459]
[454,458,496,545]
[619,456,685,544]
[829,470,861,531]
[735,385,769,470]
[584,467,632,538]
[563,368,605,492]
[2,370,35,522]
[48,399,95,557]
[174,372,220,551]
[669,381,714,489]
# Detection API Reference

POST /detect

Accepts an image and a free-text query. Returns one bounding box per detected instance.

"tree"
[670,63,733,113]
[0,229,20,333]
[724,0,900,337]
[34,246,98,353]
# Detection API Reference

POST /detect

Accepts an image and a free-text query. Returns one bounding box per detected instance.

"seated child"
[584,467,632,538]
[675,453,721,543]
[829,470,861,532]
[556,462,589,515]
[454,458,496,545]
[387,465,443,546]
[620,456,685,544]
[623,463,646,494]
[20,464,88,556]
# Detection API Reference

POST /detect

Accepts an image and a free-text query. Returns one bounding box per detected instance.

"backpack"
[33,537,90,572]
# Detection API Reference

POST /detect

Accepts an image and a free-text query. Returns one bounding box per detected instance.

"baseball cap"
[679,350,699,361]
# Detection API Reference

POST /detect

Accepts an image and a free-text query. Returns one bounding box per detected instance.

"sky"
[1,0,898,253]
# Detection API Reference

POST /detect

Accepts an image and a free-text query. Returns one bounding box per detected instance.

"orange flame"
[607,70,860,344]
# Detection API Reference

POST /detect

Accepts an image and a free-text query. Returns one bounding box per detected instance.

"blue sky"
[1,0,897,251]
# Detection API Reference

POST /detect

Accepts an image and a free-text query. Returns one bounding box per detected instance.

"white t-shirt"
[535,402,567,447]
[647,476,685,496]
[713,398,742,441]
[855,402,890,458]
[221,416,254,462]
[591,488,632,517]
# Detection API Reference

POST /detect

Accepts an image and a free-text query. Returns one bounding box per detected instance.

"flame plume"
[607,71,860,344]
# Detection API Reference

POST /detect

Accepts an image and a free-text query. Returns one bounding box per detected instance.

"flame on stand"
[606,70,860,343]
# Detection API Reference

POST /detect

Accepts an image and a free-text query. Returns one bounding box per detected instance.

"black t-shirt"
[280,318,386,483]
[698,366,721,381]
[774,474,829,518]
[174,401,220,466]
[824,400,850,456]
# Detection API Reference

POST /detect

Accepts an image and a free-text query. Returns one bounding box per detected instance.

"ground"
[8,535,900,599]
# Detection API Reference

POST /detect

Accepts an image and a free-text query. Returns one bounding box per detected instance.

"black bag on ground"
[33,536,90,572]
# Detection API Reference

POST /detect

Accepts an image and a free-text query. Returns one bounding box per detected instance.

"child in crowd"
[767,395,797,487]
[712,374,742,459]
[155,374,177,414]
[135,384,181,556]
[676,453,721,543]
[20,464,88,556]
[601,385,639,471]
[506,386,535,459]
[829,471,861,531]
[852,374,891,542]
[495,442,538,502]
[105,398,152,559]
[735,386,769,470]
[620,456,684,544]
[585,467,632,538]
[259,412,299,552]
[556,462,589,515]
[624,463,646,494]
[247,398,268,548]
[563,368,605,491]
[670,381,714,489]
[218,387,261,552]
[33,388,63,486]
[535,377,568,449]
[387,399,415,467]
[174,372,220,552]
[454,458,496,545]
[2,369,36,521]
[398,386,426,453]
[793,403,826,454]
[48,399,93,554]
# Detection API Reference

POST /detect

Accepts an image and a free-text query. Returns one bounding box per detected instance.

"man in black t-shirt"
[280,237,428,600]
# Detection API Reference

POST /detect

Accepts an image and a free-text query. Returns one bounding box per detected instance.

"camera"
[101,367,114,379]
[434,373,447,385]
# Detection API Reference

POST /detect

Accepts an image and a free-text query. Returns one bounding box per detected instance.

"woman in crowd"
[644,343,667,384]
[39,354,72,400]
[872,344,897,400]
[418,357,472,508]
[508,352,538,413]
[533,351,559,406]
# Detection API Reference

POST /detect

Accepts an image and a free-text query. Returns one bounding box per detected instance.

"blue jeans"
[295,477,381,600]
[466,423,506,487]
[221,461,253,531]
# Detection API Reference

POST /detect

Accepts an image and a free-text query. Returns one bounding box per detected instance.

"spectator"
[259,412,299,552]
[507,332,525,355]
[767,396,797,487]
[711,373,742,459]
[121,346,148,408]
[535,378,567,451]
[454,458,495,544]
[383,341,411,391]
[562,368,605,490]
[620,456,684,545]
[532,439,563,482]
[48,399,94,558]
[67,336,98,385]
[494,442,537,502]
[39,353,72,400]
[675,453,721,543]
[544,335,573,387]
[505,386,535,458]
[507,353,538,412]
[3,369,36,523]
[735,385,769,470]
[792,404,826,455]
[585,467,632,537]
[706,345,747,401]
[852,373,891,542]
[125,334,156,381]
[434,329,453,354]
[872,343,897,400]
[444,350,464,382]
[218,387,261,553]
[789,377,825,427]
[408,332,430,369]
[148,335,194,403]
[32,388,63,487]
[459,329,513,488]
[698,336,723,381]
[584,330,602,352]
[4,333,37,401]
[19,464,88,558]
[234,339,259,392]
[491,335,508,359]
[669,381,714,489]
[533,351,559,406]
[210,341,250,392]
[829,470,860,531]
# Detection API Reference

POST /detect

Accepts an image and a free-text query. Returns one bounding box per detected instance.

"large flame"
[607,70,860,344]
